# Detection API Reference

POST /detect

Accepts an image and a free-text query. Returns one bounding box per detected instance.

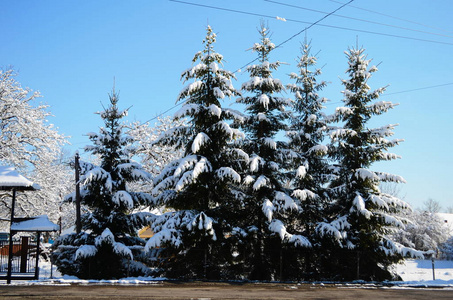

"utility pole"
[75,152,81,234]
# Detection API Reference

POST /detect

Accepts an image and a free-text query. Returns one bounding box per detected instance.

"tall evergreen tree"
[145,26,244,279]
[286,43,331,279]
[317,47,421,281]
[52,89,154,279]
[234,24,309,281]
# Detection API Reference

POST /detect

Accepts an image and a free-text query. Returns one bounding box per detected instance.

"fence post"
[431,256,436,281]
[6,189,17,284]
[34,232,41,280]
[20,236,28,273]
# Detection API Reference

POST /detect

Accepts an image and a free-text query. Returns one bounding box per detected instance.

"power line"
[328,0,453,34]
[274,0,355,48]
[158,0,353,124]
[325,82,453,106]
[234,0,355,72]
[168,0,453,46]
[265,0,453,39]
[137,102,183,125]
[148,2,452,123]
[169,0,277,20]
[384,82,453,96]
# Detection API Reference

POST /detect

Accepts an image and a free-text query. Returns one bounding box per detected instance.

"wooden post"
[75,152,81,234]
[20,236,29,273]
[431,256,436,281]
[6,189,17,284]
[34,232,41,280]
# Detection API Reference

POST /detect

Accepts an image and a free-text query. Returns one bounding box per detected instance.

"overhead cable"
[265,0,453,39]
[328,0,453,34]
[168,0,453,46]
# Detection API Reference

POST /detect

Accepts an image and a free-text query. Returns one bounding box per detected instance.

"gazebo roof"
[11,215,59,232]
[0,166,40,191]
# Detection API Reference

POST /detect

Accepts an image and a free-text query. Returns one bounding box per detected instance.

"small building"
[0,166,59,283]
[138,226,154,240]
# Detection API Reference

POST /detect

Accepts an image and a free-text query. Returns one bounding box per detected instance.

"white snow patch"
[258,94,270,109]
[249,155,262,172]
[75,245,97,260]
[0,166,39,189]
[355,168,379,181]
[274,191,298,211]
[11,215,59,232]
[243,175,255,185]
[289,234,312,248]
[112,191,134,209]
[216,167,241,183]
[263,137,277,150]
[292,189,316,201]
[351,193,372,218]
[296,165,306,178]
[262,199,274,222]
[253,175,269,191]
[191,132,211,153]
[208,103,222,117]
[309,144,328,155]
[269,219,286,239]
[11,254,453,287]
[395,259,453,283]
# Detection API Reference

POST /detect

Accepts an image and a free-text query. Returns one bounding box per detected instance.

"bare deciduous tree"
[422,198,442,213]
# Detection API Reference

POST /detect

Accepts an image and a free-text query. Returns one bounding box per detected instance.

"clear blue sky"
[2,0,452,210]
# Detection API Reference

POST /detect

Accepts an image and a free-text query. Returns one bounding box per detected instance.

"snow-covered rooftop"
[0,166,40,190]
[11,215,59,232]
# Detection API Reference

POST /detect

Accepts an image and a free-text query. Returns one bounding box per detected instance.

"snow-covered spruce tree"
[318,47,422,281]
[234,24,309,281]
[145,26,244,279]
[285,43,331,279]
[52,89,154,279]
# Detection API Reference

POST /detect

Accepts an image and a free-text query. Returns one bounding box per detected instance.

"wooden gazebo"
[0,166,59,283]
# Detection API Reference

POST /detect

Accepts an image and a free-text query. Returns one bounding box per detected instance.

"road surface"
[0,282,452,299]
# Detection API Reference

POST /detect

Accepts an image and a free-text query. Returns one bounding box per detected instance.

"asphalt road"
[0,282,452,299]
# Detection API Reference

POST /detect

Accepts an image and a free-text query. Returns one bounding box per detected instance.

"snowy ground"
[394,259,453,287]
[2,259,453,287]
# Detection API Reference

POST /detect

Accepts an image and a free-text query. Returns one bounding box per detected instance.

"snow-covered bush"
[392,210,450,255]
[440,237,453,260]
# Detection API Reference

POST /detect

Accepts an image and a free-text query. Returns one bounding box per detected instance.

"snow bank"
[395,259,453,283]
[4,258,453,287]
